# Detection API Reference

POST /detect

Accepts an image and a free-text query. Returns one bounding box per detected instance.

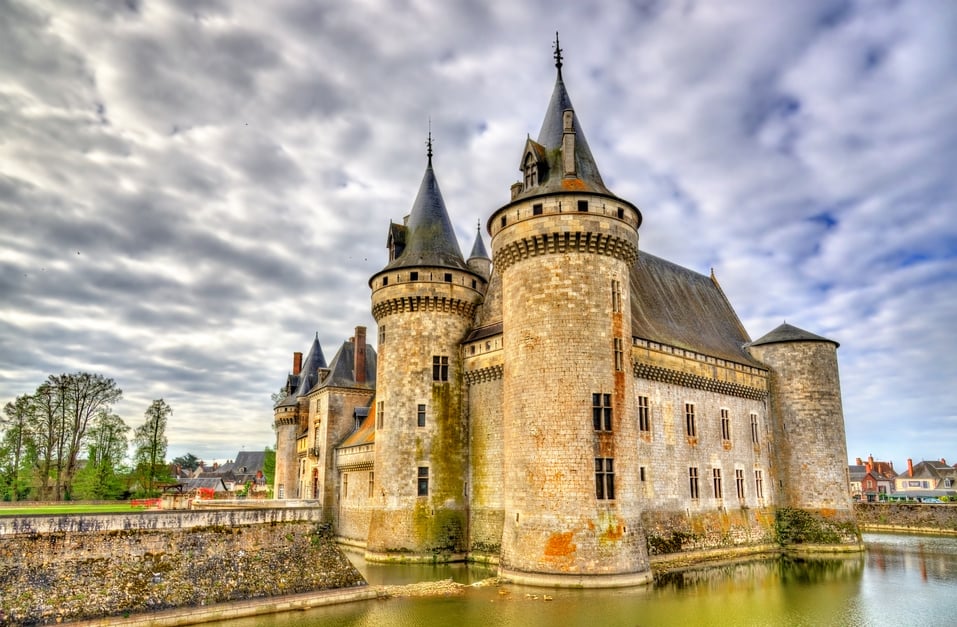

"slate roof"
[277,334,327,407]
[630,251,761,366]
[319,338,377,390]
[510,68,614,200]
[381,159,469,272]
[749,322,839,348]
[468,223,490,260]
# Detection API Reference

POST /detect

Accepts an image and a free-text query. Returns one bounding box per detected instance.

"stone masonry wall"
[0,510,364,625]
[464,366,504,557]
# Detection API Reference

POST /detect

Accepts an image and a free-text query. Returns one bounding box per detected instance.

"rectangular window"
[611,279,622,313]
[444,273,452,282]
[592,393,612,431]
[720,409,731,441]
[750,413,759,444]
[713,468,723,499]
[638,395,650,432]
[640,466,647,482]
[501,216,507,227]
[343,473,349,499]
[369,471,375,498]
[378,325,385,345]
[382,276,388,286]
[689,467,700,500]
[617,207,625,220]
[685,403,696,437]
[614,338,624,371]
[278,484,285,499]
[432,355,449,381]
[410,271,419,281]
[755,470,764,499]
[595,458,615,500]
[417,467,429,496]
[533,203,543,216]
[578,200,589,212]
[377,401,384,429]
[736,469,745,499]
[417,404,426,427]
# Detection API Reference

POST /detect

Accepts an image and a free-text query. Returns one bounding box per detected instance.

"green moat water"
[213,533,957,626]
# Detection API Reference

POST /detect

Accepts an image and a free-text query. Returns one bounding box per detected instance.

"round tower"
[365,143,486,560]
[747,323,860,548]
[273,335,326,500]
[490,39,651,586]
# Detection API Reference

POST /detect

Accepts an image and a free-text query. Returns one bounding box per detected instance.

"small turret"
[467,220,491,281]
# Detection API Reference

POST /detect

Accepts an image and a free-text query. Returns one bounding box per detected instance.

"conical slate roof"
[278,333,328,404]
[468,222,489,260]
[383,158,468,272]
[748,322,839,348]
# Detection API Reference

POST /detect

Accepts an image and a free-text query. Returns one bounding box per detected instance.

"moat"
[205,533,957,626]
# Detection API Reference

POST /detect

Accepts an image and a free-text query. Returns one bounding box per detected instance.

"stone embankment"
[0,510,364,625]
[855,502,957,535]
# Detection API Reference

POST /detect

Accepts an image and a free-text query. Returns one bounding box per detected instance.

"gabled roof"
[317,338,377,390]
[381,158,469,272]
[749,322,839,348]
[630,251,762,366]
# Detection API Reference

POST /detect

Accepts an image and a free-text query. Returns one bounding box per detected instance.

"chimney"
[855,457,862,466]
[293,352,303,376]
[907,458,914,477]
[868,454,874,465]
[942,458,947,466]
[354,326,367,384]
[866,462,873,474]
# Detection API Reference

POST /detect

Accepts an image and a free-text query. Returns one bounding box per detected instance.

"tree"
[49,373,122,500]
[132,399,171,495]
[0,395,38,501]
[171,452,201,472]
[262,447,275,497]
[72,411,129,500]
[32,383,62,500]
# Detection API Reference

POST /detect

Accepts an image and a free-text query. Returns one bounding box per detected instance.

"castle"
[273,43,860,587]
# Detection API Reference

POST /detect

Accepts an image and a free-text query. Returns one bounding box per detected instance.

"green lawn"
[0,502,153,516]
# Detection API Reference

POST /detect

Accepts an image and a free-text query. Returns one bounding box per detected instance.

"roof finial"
[427,118,433,166]
[553,31,563,79]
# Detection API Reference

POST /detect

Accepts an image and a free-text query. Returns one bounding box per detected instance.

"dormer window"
[523,152,538,190]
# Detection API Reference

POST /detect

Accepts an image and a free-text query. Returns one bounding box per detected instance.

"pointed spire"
[381,145,469,272]
[427,120,433,167]
[468,219,489,260]
[292,333,328,397]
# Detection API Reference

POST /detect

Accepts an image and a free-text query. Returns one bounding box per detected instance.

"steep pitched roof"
[630,251,761,366]
[339,404,376,448]
[468,222,490,260]
[319,338,377,390]
[382,158,468,272]
[749,322,839,348]
[278,333,328,406]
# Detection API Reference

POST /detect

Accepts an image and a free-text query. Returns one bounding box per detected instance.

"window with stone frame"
[611,279,622,313]
[343,473,349,500]
[417,404,426,427]
[755,469,764,499]
[595,458,615,500]
[432,356,449,382]
[720,408,731,442]
[524,153,539,189]
[685,403,697,437]
[592,393,612,431]
[377,401,384,429]
[638,395,651,432]
[378,325,385,345]
[368,471,375,498]
[735,469,745,499]
[614,338,624,371]
[417,467,429,496]
[750,412,760,444]
[689,467,700,499]
[713,468,723,499]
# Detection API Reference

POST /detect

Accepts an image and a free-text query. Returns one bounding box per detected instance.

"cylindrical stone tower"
[490,52,651,586]
[748,322,860,548]
[365,149,485,559]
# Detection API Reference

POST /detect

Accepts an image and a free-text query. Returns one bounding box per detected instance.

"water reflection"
[211,534,957,627]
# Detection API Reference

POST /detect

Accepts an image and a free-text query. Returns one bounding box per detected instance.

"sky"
[1,0,955,469]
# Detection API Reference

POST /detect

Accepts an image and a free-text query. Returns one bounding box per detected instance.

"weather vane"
[427,118,433,165]
[553,31,563,78]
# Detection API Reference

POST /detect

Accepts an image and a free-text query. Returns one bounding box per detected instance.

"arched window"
[523,152,538,189]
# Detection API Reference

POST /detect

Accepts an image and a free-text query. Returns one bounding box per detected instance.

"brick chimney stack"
[907,458,914,477]
[293,352,303,376]
[354,326,366,384]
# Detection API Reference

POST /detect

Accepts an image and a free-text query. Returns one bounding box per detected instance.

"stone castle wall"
[464,351,504,557]
[0,509,364,625]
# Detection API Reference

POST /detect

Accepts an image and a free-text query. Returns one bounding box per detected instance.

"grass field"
[0,502,154,516]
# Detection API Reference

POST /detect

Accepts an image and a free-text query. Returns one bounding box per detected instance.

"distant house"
[194,451,269,494]
[849,455,897,501]
[892,459,957,500]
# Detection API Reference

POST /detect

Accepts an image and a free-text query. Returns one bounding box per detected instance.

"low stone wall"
[0,509,365,625]
[855,502,957,535]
